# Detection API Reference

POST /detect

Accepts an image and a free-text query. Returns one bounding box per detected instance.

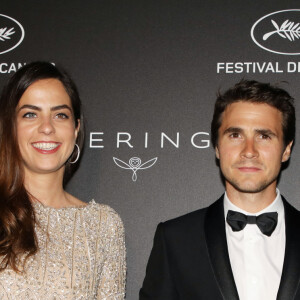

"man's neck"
[225,183,278,213]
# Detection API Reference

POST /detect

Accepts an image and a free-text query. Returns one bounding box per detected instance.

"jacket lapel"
[277,197,300,300]
[204,195,239,300]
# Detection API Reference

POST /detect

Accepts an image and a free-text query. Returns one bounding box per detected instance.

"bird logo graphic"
[113,157,158,181]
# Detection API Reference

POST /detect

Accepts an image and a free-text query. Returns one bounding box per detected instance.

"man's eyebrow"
[255,129,277,137]
[223,127,243,135]
[222,127,278,137]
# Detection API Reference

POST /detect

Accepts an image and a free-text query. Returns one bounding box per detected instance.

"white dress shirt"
[224,189,285,300]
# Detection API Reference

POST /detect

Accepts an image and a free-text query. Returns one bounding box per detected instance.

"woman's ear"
[75,119,80,139]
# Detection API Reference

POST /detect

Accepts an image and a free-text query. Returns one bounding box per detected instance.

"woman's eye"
[55,113,69,119]
[23,112,36,118]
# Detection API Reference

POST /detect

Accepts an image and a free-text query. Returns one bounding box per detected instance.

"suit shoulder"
[162,206,208,231]
[158,196,224,233]
[282,197,300,212]
[282,197,300,222]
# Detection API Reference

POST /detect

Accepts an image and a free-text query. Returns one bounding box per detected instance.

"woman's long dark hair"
[0,62,84,272]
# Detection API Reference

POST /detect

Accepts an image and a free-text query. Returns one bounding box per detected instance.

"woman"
[0,62,126,299]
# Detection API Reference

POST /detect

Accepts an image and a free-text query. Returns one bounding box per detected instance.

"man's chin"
[227,181,273,194]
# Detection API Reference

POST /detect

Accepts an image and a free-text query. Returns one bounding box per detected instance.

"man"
[139,80,300,300]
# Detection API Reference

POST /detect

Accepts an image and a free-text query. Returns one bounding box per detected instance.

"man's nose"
[241,138,258,159]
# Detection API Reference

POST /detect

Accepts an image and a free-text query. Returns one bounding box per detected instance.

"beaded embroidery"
[0,201,126,300]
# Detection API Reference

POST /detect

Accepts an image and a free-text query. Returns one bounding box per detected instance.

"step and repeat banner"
[1,1,300,298]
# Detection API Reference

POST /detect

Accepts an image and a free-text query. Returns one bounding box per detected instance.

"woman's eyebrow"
[17,104,72,112]
[50,105,72,112]
[18,104,41,112]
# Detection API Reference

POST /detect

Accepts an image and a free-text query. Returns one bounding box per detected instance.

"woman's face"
[16,78,79,177]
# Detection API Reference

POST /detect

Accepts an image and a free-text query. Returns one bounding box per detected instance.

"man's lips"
[31,142,61,154]
[237,166,262,172]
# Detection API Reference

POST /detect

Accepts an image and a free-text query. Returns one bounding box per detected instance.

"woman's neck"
[23,169,71,208]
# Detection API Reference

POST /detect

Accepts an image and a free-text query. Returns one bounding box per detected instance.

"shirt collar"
[224,189,284,236]
[224,188,284,217]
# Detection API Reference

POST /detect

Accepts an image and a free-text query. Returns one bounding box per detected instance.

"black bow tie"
[226,210,278,237]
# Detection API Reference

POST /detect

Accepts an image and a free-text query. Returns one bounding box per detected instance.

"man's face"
[215,101,292,194]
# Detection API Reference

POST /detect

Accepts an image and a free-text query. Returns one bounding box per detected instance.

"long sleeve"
[97,209,126,300]
[0,201,126,299]
[139,223,178,300]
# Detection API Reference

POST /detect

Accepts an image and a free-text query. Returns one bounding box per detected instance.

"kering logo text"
[90,132,210,149]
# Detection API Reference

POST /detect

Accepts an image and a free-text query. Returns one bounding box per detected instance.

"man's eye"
[229,132,240,138]
[260,134,270,140]
[55,113,69,119]
[23,112,36,118]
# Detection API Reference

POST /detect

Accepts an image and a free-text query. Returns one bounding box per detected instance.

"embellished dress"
[0,200,126,300]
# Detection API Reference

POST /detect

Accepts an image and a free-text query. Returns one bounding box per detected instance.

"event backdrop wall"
[1,1,300,299]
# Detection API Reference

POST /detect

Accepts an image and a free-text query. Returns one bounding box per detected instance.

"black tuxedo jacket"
[139,195,300,300]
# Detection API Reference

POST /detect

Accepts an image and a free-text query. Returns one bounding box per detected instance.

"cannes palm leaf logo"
[0,27,15,42]
[263,19,300,41]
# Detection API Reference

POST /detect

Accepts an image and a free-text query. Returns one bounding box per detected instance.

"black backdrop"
[1,1,300,299]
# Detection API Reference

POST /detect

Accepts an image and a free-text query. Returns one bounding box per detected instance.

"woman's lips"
[31,142,61,154]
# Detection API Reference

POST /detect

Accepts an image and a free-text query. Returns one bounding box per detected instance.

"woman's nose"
[38,117,55,135]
